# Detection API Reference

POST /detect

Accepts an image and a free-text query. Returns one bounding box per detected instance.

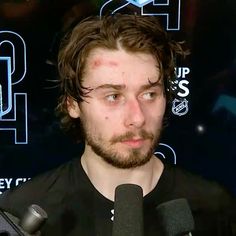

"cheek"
[156,98,166,117]
[145,102,166,124]
[147,99,166,114]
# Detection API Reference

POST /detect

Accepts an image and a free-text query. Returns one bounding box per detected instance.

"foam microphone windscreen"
[112,184,143,236]
[156,198,195,236]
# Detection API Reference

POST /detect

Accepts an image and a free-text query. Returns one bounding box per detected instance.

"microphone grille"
[30,205,48,219]
[156,198,195,236]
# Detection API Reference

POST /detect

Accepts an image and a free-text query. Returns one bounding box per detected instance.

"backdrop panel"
[0,0,235,195]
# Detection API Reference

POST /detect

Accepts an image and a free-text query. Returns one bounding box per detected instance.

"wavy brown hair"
[56,14,187,141]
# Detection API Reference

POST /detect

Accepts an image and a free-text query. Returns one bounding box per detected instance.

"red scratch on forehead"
[108,61,118,66]
[91,58,118,69]
[92,59,102,68]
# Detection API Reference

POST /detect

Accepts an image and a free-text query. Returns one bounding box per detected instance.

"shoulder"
[0,158,81,218]
[164,163,234,211]
[161,163,236,235]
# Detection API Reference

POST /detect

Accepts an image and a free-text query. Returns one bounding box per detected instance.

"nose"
[124,98,145,128]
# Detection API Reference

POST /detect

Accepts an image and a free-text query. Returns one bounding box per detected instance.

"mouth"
[121,139,146,148]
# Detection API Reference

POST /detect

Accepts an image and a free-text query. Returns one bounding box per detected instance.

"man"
[0,14,235,235]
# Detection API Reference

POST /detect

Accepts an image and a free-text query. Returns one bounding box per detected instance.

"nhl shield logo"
[172,98,189,116]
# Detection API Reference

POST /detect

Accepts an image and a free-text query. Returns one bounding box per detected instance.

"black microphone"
[0,204,47,236]
[156,198,195,236]
[112,184,143,236]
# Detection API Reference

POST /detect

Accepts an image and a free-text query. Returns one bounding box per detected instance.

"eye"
[105,94,121,102]
[142,92,157,100]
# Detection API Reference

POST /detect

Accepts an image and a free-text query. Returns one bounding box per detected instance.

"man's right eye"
[105,94,120,102]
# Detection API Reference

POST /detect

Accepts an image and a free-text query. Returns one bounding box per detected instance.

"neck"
[81,146,164,201]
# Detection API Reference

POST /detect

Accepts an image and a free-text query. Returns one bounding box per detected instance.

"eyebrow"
[140,81,163,90]
[93,80,163,92]
[94,84,126,91]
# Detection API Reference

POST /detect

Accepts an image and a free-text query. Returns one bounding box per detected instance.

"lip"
[121,139,145,148]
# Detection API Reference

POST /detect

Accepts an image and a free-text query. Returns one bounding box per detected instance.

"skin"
[67,47,166,200]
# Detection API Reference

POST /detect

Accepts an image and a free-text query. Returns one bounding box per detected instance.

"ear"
[67,97,80,118]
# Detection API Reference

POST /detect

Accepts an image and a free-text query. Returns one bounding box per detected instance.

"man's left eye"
[142,92,156,100]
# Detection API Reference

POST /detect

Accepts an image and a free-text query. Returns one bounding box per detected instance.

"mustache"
[110,130,154,144]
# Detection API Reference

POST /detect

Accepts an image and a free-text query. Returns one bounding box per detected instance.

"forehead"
[83,48,161,87]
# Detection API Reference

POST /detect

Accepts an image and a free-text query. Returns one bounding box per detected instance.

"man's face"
[68,48,166,169]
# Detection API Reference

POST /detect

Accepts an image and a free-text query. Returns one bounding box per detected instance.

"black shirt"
[0,157,235,235]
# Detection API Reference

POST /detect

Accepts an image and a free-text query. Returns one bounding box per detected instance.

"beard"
[80,120,161,169]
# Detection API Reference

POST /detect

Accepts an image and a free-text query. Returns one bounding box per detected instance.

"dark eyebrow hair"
[92,78,162,92]
[140,81,163,90]
[94,84,126,90]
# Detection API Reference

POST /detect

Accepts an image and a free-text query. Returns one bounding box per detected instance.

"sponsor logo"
[171,67,190,116]
[172,98,189,116]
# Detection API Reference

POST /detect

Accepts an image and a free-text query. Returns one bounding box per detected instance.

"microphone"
[112,184,143,236]
[19,204,48,234]
[156,198,195,236]
[0,204,48,236]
